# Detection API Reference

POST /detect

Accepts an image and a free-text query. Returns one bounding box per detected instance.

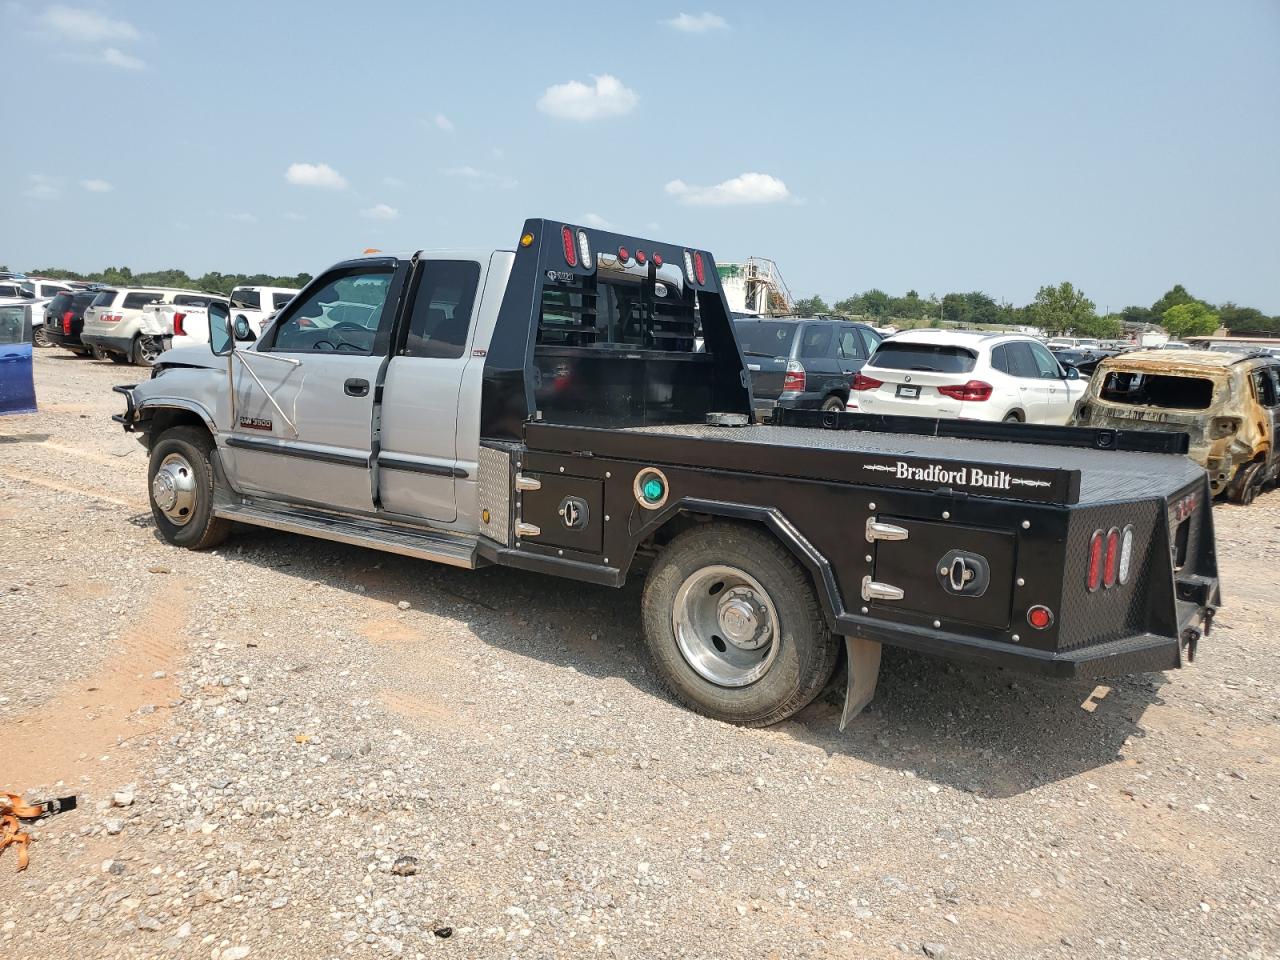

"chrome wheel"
[136,336,162,366]
[673,564,780,687]
[151,452,197,525]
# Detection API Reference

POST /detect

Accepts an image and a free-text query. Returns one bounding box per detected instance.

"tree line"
[791,282,1280,340]
[3,265,312,299]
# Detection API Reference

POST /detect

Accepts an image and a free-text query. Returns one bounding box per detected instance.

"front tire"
[147,427,230,549]
[641,523,840,726]
[133,335,163,366]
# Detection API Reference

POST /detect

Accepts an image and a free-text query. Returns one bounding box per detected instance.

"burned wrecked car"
[1073,350,1280,503]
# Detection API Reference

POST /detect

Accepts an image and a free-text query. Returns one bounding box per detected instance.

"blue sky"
[4,0,1279,312]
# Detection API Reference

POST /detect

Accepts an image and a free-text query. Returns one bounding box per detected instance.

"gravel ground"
[1,349,1277,960]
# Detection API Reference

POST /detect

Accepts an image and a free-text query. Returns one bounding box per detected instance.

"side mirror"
[208,302,234,356]
[1064,365,1081,381]
[233,316,257,342]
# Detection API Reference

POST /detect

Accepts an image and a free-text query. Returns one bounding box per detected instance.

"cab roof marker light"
[635,250,647,265]
[577,230,590,267]
[561,225,577,267]
[652,252,664,268]
[618,246,631,263]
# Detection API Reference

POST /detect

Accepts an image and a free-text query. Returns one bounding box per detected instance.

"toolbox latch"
[861,575,905,602]
[865,519,909,543]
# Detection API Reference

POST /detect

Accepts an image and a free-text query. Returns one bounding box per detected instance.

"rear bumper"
[835,603,1210,679]
[45,328,86,349]
[81,332,134,355]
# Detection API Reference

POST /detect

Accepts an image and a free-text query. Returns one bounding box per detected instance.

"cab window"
[269,268,396,355]
[799,324,833,359]
[836,327,866,361]
[1027,341,1064,379]
[401,261,480,360]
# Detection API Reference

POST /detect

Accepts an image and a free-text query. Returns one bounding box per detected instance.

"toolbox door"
[870,518,1016,629]
[519,474,604,554]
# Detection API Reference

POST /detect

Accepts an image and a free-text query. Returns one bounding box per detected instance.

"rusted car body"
[1073,350,1280,503]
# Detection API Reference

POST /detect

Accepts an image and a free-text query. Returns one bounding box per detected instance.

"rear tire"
[33,325,51,348]
[821,395,846,413]
[133,335,162,366]
[1227,460,1262,505]
[641,523,840,726]
[147,426,231,549]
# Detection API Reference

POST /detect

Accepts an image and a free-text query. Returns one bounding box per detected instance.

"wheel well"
[637,510,840,627]
[825,389,849,403]
[145,408,211,451]
[1004,409,1025,422]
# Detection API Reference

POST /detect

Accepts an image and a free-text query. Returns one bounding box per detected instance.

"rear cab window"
[230,288,261,310]
[869,341,977,374]
[732,321,798,358]
[271,293,295,310]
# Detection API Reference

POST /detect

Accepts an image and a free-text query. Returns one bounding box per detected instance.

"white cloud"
[22,174,60,200]
[663,12,728,33]
[40,5,139,43]
[441,166,518,190]
[79,178,112,192]
[227,212,257,223]
[285,162,348,190]
[433,113,454,132]
[361,203,399,220]
[100,46,144,70]
[664,172,790,206]
[582,213,615,230]
[537,74,638,121]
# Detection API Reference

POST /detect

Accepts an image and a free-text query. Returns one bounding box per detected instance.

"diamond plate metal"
[477,445,512,546]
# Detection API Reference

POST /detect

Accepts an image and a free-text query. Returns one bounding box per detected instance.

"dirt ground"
[1,349,1277,960]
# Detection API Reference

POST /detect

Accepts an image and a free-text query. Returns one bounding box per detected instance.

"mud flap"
[839,635,882,730]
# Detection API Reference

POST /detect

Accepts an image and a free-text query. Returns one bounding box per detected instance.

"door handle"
[344,378,369,397]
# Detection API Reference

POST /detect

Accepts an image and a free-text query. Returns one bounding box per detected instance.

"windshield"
[869,341,978,373]
[1099,371,1218,409]
[732,321,798,357]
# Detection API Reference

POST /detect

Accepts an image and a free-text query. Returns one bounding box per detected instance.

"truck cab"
[117,220,1220,730]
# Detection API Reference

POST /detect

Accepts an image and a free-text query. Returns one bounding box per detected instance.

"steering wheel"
[334,341,363,353]
[313,339,336,351]
[329,321,368,333]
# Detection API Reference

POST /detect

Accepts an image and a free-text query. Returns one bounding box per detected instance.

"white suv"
[81,287,220,364]
[848,330,1087,424]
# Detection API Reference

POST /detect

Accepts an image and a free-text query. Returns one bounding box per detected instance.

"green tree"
[1218,303,1276,335]
[1151,284,1198,316]
[861,289,890,318]
[792,295,829,316]
[1029,281,1097,336]
[964,291,999,326]
[1162,302,1220,339]
[941,293,968,324]
[1119,304,1156,326]
[833,295,864,316]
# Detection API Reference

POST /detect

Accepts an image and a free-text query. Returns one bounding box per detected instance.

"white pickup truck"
[228,286,300,339]
[138,298,231,356]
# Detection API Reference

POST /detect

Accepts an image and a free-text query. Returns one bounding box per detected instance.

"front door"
[221,261,403,513]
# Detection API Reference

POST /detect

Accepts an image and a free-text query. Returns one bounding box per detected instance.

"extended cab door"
[376,258,486,523]
[220,260,404,512]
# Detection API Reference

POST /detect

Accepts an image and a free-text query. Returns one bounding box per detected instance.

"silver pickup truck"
[115,219,1220,729]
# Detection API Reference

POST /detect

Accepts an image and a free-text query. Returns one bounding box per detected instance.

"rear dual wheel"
[641,523,840,726]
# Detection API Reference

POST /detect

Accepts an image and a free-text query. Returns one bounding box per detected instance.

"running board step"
[214,501,479,568]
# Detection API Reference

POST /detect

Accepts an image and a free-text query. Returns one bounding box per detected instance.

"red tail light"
[618,246,630,263]
[1103,527,1120,587]
[652,252,663,268]
[635,250,647,265]
[561,225,577,267]
[62,310,73,334]
[173,312,186,337]
[851,373,882,391]
[937,380,993,402]
[1086,530,1104,592]
[782,360,806,393]
[1027,605,1054,629]
[693,251,706,285]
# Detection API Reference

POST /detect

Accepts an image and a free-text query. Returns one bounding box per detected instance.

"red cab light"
[693,251,706,285]
[635,250,647,265]
[851,372,882,391]
[1103,527,1120,587]
[173,312,187,337]
[561,225,578,267]
[652,252,663,267]
[781,360,806,393]
[937,380,993,402]
[1086,529,1104,592]
[617,246,630,263]
[1027,605,1054,629]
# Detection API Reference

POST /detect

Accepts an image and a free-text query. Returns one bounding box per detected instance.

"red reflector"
[1027,605,1053,629]
[652,252,663,267]
[693,251,706,285]
[937,380,993,402]
[618,246,630,263]
[635,250,647,265]
[173,312,186,337]
[782,360,805,392]
[851,372,882,391]
[1086,529,1103,592]
[1103,527,1120,587]
[561,225,577,267]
